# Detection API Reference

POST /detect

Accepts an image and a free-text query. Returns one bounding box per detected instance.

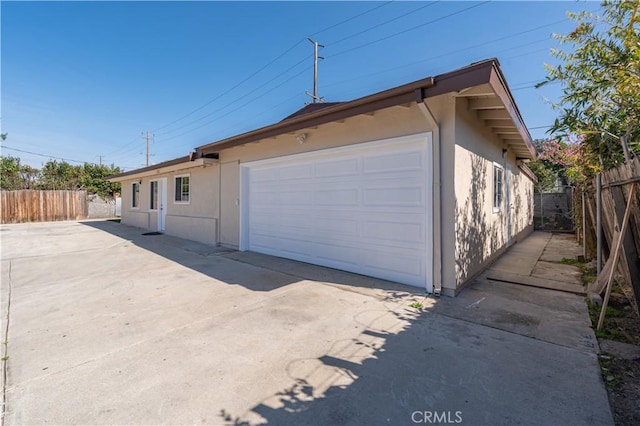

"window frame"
[150,180,159,211]
[131,182,140,209]
[493,162,504,213]
[174,174,190,204]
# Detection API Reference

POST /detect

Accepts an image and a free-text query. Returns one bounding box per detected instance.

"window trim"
[493,162,504,213]
[150,180,159,211]
[174,174,190,204]
[131,182,140,209]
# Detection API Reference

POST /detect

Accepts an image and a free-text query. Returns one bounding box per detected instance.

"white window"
[174,175,190,203]
[150,181,158,210]
[132,182,140,208]
[493,163,503,212]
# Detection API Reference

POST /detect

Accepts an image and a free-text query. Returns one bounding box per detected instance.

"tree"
[79,163,121,198]
[40,160,82,190]
[539,0,640,169]
[1,155,121,197]
[0,156,23,190]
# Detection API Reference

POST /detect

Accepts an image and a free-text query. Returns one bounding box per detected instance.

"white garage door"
[240,133,432,291]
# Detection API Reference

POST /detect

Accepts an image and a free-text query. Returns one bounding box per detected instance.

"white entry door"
[240,133,433,291]
[505,164,513,247]
[153,178,167,232]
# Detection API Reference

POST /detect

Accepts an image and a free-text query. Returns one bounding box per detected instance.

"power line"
[1,145,96,165]
[103,134,144,157]
[155,64,312,144]
[151,39,307,133]
[151,2,397,135]
[155,55,310,137]
[154,2,486,140]
[327,1,439,46]
[310,1,394,37]
[512,81,560,91]
[328,1,490,58]
[321,18,568,92]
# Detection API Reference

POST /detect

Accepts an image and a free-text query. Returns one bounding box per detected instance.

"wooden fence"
[0,190,88,224]
[583,157,640,313]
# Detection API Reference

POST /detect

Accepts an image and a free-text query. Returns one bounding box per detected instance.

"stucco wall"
[115,95,533,295]
[423,95,457,295]
[216,104,435,249]
[119,164,219,245]
[453,97,534,288]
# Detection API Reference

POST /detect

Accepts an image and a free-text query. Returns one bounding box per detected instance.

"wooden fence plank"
[0,190,89,224]
[585,158,640,314]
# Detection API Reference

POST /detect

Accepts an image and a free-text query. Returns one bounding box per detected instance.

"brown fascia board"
[197,59,498,154]
[107,156,191,181]
[517,160,539,183]
[487,63,537,160]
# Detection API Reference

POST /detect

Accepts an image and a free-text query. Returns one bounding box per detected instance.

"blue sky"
[2,1,600,170]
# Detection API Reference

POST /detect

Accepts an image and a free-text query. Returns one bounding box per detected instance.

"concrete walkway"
[0,222,612,425]
[485,232,586,295]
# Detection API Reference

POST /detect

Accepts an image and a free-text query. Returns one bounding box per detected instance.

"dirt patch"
[589,288,640,425]
[599,353,640,426]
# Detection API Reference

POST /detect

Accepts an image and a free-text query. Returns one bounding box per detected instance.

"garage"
[240,133,433,291]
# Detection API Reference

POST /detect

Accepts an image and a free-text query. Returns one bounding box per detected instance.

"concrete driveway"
[0,221,612,425]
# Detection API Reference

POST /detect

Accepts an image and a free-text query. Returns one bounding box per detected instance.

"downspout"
[416,96,442,296]
[218,159,222,246]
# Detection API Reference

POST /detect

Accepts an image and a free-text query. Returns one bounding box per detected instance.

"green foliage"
[540,0,640,170]
[527,160,557,192]
[0,156,23,190]
[79,163,122,197]
[528,139,562,191]
[0,156,121,198]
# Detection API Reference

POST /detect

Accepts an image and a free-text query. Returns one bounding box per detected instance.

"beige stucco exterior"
[119,162,219,245]
[111,71,535,296]
[452,97,534,291]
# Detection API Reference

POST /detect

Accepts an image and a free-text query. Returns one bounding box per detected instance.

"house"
[109,58,537,296]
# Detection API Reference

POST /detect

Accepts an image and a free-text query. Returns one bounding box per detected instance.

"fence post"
[596,173,602,275]
[582,190,586,258]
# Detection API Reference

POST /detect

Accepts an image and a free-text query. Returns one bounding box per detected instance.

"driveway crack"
[1,260,12,426]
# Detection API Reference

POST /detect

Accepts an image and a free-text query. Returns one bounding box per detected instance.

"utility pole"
[98,155,103,166]
[305,38,324,104]
[143,131,154,167]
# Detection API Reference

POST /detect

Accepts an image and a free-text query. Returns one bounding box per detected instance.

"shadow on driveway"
[71,220,613,425]
[81,220,417,295]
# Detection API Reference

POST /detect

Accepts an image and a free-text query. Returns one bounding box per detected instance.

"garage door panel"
[363,251,425,281]
[251,234,314,256]
[315,158,360,178]
[363,220,424,244]
[363,186,424,206]
[251,192,281,206]
[251,167,280,182]
[316,216,360,236]
[244,135,431,289]
[314,242,361,266]
[279,190,314,205]
[315,188,360,206]
[363,151,424,174]
[279,164,314,181]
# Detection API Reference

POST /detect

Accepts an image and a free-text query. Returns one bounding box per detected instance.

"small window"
[493,163,503,212]
[174,175,190,203]
[150,181,158,210]
[132,182,140,208]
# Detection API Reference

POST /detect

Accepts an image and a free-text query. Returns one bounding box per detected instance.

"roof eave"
[196,59,503,154]
[487,63,537,160]
[107,157,217,182]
